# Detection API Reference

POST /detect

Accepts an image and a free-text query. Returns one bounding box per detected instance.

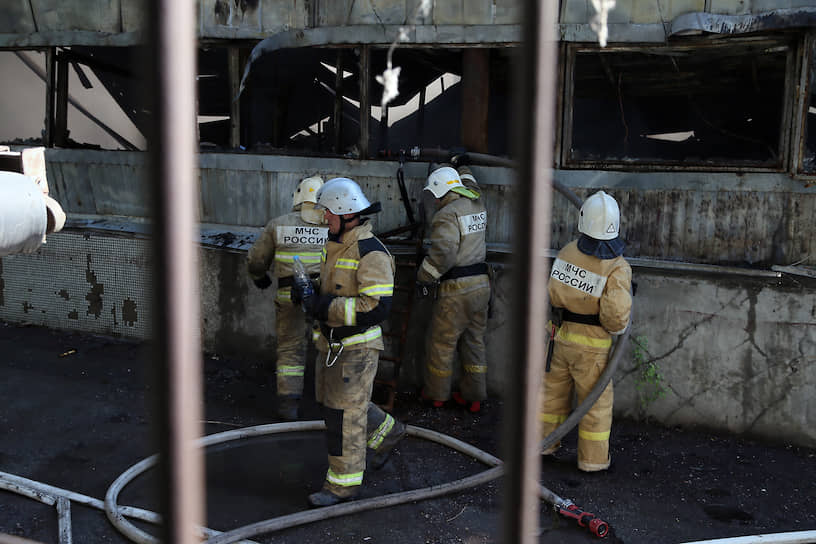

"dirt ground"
[1,320,815,544]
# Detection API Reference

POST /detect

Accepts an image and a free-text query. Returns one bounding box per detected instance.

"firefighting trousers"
[274,296,307,398]
[539,340,613,472]
[314,347,399,497]
[424,283,491,402]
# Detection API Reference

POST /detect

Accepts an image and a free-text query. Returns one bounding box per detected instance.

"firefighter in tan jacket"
[291,177,406,507]
[418,166,490,413]
[540,190,632,472]
[247,176,327,420]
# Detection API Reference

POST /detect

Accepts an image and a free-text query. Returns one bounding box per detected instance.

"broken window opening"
[236,45,514,159]
[564,38,791,169]
[0,50,47,146]
[3,44,517,159]
[198,46,235,149]
[0,46,147,151]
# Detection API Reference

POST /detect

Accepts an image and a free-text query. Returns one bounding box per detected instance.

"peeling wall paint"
[0,232,151,338]
[85,254,104,318]
[1,226,813,446]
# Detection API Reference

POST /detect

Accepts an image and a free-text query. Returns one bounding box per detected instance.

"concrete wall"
[44,149,816,268]
[551,171,816,267]
[617,269,816,448]
[46,149,517,242]
[2,148,814,448]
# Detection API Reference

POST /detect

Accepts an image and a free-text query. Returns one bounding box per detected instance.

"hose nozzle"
[557,503,610,538]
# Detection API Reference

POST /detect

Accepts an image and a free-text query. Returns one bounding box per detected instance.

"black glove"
[302,293,333,321]
[301,291,318,316]
[290,276,315,306]
[253,274,272,290]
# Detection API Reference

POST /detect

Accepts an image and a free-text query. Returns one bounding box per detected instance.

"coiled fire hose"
[103,175,621,542]
[102,332,628,543]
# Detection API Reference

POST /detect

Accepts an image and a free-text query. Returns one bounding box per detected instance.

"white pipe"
[0,172,47,256]
[0,471,152,520]
[0,471,258,544]
[680,531,816,544]
[56,497,72,544]
[0,475,57,506]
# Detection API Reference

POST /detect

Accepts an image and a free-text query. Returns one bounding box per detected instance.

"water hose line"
[103,405,626,544]
[98,180,624,542]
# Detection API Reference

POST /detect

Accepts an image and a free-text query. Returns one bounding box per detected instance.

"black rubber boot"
[369,420,407,470]
[307,489,357,508]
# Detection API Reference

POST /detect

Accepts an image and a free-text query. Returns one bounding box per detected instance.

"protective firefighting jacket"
[419,187,490,402]
[548,240,632,349]
[417,190,488,292]
[246,206,327,401]
[247,208,327,303]
[542,239,632,471]
[313,221,395,352]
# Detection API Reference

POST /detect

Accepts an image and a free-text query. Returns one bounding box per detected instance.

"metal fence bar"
[501,1,558,543]
[146,1,205,543]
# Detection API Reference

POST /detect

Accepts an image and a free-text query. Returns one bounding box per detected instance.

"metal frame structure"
[500,1,556,542]
[145,1,204,543]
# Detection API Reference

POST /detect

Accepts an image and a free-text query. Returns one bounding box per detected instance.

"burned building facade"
[1,0,815,447]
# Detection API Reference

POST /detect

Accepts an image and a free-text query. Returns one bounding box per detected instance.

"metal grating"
[0,231,153,340]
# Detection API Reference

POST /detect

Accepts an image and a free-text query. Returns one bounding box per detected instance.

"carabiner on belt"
[325,328,344,367]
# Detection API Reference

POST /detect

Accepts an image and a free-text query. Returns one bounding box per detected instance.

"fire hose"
[376,150,619,537]
[102,329,628,543]
[103,413,623,543]
[411,146,584,209]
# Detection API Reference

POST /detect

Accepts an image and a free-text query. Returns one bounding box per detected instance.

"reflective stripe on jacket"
[548,240,632,351]
[246,209,327,281]
[418,191,487,284]
[314,222,394,352]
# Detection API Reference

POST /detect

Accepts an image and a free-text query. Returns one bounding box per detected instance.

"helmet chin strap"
[338,213,361,234]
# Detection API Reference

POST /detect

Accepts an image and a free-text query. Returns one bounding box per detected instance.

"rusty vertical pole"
[228,47,241,149]
[44,48,55,147]
[359,45,370,159]
[461,48,490,153]
[55,52,68,147]
[501,1,558,543]
[146,0,205,543]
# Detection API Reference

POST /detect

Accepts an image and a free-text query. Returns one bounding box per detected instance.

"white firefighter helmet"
[292,175,324,208]
[315,177,374,215]
[578,190,620,241]
[424,166,465,198]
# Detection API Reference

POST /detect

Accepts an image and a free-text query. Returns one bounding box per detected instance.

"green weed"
[631,335,666,409]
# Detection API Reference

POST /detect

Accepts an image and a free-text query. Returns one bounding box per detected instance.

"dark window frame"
[792,31,816,179]
[558,37,799,173]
